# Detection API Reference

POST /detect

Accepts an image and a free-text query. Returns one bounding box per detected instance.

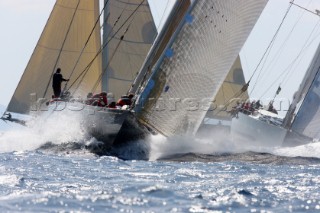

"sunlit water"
[1,112,320,212]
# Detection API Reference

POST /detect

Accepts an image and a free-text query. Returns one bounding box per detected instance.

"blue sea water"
[1,112,320,212]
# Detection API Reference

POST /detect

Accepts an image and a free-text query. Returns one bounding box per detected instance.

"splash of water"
[2,109,320,160]
[0,109,89,153]
[148,128,320,161]
[273,141,320,158]
[148,129,239,161]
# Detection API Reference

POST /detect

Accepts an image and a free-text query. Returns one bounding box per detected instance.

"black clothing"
[52,72,68,97]
[53,73,67,88]
[53,86,61,98]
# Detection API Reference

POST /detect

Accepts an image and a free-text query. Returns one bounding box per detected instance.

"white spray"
[0,109,89,153]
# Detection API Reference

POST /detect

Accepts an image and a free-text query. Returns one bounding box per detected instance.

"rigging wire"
[67,1,132,91]
[71,1,128,93]
[251,0,314,96]
[282,19,320,87]
[42,0,81,99]
[258,0,320,100]
[67,0,146,95]
[91,24,132,92]
[62,0,111,92]
[156,0,170,30]
[248,1,294,95]
[213,81,251,116]
[291,1,320,17]
[251,0,320,103]
[249,42,276,95]
[258,27,320,100]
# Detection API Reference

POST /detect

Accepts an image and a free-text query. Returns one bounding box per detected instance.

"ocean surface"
[1,109,320,212]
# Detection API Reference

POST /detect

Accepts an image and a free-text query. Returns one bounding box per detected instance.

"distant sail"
[289,42,320,139]
[102,0,157,100]
[136,0,267,136]
[7,0,102,114]
[206,55,249,120]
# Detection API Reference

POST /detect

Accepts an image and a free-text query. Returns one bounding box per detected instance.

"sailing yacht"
[230,3,320,148]
[3,0,157,146]
[3,0,269,150]
[230,41,320,148]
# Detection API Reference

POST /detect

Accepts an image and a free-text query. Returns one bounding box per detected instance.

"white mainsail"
[7,0,102,114]
[135,0,268,136]
[102,0,157,100]
[286,42,320,139]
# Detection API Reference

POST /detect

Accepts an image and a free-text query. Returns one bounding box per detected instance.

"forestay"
[7,0,102,114]
[102,0,157,100]
[136,0,268,136]
[289,42,320,139]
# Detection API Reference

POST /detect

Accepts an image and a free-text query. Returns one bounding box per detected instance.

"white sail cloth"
[136,0,268,136]
[290,43,320,139]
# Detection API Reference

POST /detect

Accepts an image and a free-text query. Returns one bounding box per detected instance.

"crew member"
[116,93,134,107]
[52,68,69,98]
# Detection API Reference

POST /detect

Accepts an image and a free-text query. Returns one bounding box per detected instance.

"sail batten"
[136,0,268,137]
[7,0,102,114]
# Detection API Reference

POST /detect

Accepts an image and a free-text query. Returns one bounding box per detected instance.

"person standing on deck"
[52,68,69,98]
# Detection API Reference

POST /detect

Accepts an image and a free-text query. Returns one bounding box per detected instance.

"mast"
[101,0,157,99]
[101,0,110,92]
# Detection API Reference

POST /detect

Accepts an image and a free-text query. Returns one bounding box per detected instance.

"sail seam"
[36,44,98,53]
[55,3,95,11]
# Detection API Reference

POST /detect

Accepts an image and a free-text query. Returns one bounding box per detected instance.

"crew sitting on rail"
[116,93,134,107]
[243,101,251,115]
[267,101,278,114]
[85,92,100,105]
[229,101,241,118]
[89,92,108,107]
[108,101,117,109]
[85,92,96,105]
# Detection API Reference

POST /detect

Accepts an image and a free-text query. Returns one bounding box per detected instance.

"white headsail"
[135,0,268,136]
[286,42,320,139]
[102,0,157,100]
[7,0,102,114]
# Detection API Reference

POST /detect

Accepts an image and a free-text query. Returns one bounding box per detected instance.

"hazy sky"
[0,0,320,118]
